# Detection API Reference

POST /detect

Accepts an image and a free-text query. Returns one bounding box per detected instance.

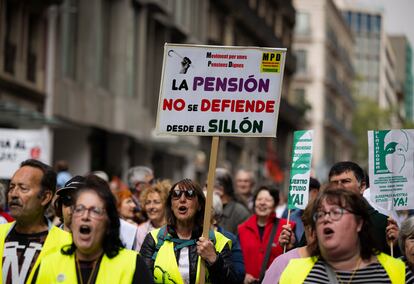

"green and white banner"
[368,129,414,210]
[287,130,313,210]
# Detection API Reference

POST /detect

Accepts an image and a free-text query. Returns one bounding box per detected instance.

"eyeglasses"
[171,189,195,200]
[72,204,106,219]
[313,207,353,222]
[60,196,73,207]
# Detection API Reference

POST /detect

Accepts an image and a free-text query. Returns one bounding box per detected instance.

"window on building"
[366,14,371,32]
[61,0,78,79]
[344,11,352,26]
[294,88,305,104]
[4,2,18,74]
[295,50,307,73]
[127,7,138,97]
[145,19,166,115]
[356,13,362,33]
[96,0,111,88]
[27,13,39,82]
[324,133,336,166]
[360,14,367,33]
[295,12,310,35]
[293,88,310,114]
[325,96,336,119]
[373,15,381,33]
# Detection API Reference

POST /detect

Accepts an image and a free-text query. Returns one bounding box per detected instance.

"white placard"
[0,128,50,179]
[368,129,414,210]
[155,44,287,137]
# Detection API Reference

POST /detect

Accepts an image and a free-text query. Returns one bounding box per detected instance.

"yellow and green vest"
[150,227,231,284]
[279,253,405,284]
[0,221,72,284]
[35,248,137,283]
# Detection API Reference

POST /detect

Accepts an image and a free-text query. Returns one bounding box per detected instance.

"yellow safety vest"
[279,252,405,284]
[150,228,231,284]
[0,221,72,284]
[35,248,137,283]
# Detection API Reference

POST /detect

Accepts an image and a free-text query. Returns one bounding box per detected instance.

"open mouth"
[79,225,91,235]
[323,227,334,236]
[178,206,188,213]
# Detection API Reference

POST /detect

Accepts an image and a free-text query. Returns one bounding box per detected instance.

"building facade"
[389,35,414,122]
[340,4,403,126]
[291,0,355,180]
[0,0,303,184]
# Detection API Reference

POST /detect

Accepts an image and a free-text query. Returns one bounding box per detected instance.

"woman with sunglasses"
[280,186,406,283]
[140,178,239,284]
[34,174,153,284]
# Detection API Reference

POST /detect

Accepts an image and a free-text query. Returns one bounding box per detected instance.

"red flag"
[265,139,284,183]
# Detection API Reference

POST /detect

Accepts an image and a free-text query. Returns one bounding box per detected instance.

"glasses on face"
[313,207,353,222]
[72,204,106,219]
[171,189,195,200]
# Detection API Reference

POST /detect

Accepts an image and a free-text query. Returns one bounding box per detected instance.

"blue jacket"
[217,226,245,284]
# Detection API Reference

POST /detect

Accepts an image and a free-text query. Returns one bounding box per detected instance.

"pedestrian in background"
[238,184,294,284]
[55,160,72,189]
[235,169,255,212]
[53,175,85,231]
[116,189,138,226]
[214,168,250,235]
[398,216,414,282]
[135,180,170,251]
[1,159,71,283]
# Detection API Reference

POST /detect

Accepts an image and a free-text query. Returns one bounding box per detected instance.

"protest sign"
[368,129,414,210]
[0,128,50,179]
[155,44,288,283]
[155,44,286,137]
[287,130,313,210]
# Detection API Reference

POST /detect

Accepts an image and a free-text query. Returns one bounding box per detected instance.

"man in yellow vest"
[0,159,71,284]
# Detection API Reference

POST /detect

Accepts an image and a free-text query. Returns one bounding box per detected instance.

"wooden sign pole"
[198,136,220,284]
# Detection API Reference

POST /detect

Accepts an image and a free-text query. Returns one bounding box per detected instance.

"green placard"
[287,130,313,210]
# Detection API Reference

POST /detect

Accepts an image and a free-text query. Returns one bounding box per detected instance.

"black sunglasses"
[60,195,73,207]
[172,189,195,200]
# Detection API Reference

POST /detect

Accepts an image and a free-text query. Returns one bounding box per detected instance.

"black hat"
[56,175,86,196]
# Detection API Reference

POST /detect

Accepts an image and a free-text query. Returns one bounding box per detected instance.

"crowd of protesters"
[0,159,413,283]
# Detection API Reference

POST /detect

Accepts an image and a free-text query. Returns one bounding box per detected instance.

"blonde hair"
[139,179,171,213]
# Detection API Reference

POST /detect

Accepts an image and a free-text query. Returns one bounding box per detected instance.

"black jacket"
[139,225,240,284]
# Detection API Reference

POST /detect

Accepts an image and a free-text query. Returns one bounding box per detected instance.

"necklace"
[75,254,100,284]
[335,257,362,284]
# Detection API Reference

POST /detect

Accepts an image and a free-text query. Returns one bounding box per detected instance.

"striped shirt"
[303,259,414,283]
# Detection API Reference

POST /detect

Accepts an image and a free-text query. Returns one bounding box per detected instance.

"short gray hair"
[399,216,414,257]
[127,166,153,188]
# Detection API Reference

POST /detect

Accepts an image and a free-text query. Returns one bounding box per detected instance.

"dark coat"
[139,225,239,284]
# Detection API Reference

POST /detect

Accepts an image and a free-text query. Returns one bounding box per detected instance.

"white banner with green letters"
[368,129,414,210]
[287,130,313,210]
